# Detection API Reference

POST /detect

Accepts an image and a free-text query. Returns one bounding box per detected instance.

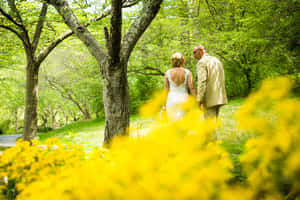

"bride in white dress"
[164,53,196,120]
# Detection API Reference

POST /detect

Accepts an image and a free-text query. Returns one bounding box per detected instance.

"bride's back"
[169,67,186,86]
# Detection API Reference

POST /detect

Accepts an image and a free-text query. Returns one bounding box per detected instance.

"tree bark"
[102,62,130,144]
[41,113,48,127]
[50,108,57,129]
[23,61,39,141]
[245,68,252,94]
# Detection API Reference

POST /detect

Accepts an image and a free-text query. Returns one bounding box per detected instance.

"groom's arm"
[197,62,207,105]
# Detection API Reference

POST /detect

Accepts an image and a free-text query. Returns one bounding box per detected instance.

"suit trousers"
[203,105,221,140]
[204,105,221,120]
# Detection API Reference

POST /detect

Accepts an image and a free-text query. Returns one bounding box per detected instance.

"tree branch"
[109,0,122,64]
[47,0,108,65]
[37,30,73,65]
[39,0,134,66]
[0,7,23,28]
[46,76,89,118]
[122,0,140,8]
[32,3,48,52]
[205,0,217,16]
[5,0,31,49]
[104,26,111,54]
[120,0,163,63]
[0,24,23,40]
[7,0,24,25]
[85,0,139,26]
[128,66,164,76]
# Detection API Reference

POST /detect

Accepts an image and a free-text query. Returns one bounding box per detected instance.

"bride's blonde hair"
[171,53,185,68]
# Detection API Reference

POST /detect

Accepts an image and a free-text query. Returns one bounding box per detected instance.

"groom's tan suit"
[196,53,227,118]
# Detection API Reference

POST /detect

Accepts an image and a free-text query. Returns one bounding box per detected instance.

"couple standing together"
[164,45,227,120]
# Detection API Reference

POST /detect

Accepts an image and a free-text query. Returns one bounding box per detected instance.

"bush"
[236,77,300,199]
[0,120,11,135]
[0,77,299,200]
[37,127,53,133]
[0,138,86,199]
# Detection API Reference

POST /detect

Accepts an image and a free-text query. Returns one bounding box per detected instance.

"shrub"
[0,138,86,199]
[0,77,299,200]
[237,77,300,199]
[17,95,234,200]
[0,120,11,135]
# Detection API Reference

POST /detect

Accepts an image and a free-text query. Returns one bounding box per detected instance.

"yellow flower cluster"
[0,138,86,198]
[139,90,168,117]
[16,95,235,200]
[236,77,300,199]
[0,76,298,200]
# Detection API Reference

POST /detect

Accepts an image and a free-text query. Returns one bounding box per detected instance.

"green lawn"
[218,98,250,154]
[37,115,155,151]
[38,98,248,153]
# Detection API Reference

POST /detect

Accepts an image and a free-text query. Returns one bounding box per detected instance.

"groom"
[193,45,227,119]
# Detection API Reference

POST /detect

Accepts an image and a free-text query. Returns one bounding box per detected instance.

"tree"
[47,0,163,144]
[0,0,137,142]
[41,45,102,120]
[0,1,74,141]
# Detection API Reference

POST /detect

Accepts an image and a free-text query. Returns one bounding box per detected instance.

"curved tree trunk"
[23,61,39,141]
[102,62,130,144]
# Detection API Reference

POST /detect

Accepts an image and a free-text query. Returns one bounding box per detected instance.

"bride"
[164,52,196,120]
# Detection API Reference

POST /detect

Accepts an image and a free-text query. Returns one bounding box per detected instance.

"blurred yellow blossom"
[0,76,299,200]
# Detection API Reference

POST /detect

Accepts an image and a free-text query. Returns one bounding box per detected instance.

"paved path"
[0,134,22,147]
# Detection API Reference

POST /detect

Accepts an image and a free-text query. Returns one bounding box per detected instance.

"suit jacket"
[196,54,228,108]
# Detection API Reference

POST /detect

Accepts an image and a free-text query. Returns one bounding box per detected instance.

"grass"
[218,98,250,154]
[38,98,249,153]
[37,115,154,151]
[37,118,106,150]
[36,99,249,183]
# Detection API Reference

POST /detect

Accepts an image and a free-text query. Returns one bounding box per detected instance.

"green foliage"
[128,0,299,98]
[0,119,11,135]
[1,0,299,133]
[129,74,162,114]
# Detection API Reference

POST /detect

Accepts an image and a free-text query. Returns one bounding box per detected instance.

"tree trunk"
[47,0,163,146]
[83,109,91,120]
[23,61,39,141]
[65,115,68,125]
[102,62,130,144]
[51,111,56,129]
[245,68,252,94]
[14,110,18,134]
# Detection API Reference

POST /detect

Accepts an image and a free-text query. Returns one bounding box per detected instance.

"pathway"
[0,134,21,147]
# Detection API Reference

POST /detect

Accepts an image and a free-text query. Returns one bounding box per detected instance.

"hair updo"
[171,52,185,68]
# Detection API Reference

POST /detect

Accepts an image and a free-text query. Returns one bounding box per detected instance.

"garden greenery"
[0,77,299,199]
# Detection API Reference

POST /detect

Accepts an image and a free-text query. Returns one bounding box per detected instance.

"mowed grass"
[38,118,106,150]
[37,116,154,151]
[38,98,247,153]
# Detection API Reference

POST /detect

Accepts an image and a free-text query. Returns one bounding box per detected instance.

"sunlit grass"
[37,118,105,151]
[38,99,246,153]
[218,98,250,154]
[37,115,155,151]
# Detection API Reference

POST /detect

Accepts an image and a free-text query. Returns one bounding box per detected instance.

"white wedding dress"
[166,69,189,120]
